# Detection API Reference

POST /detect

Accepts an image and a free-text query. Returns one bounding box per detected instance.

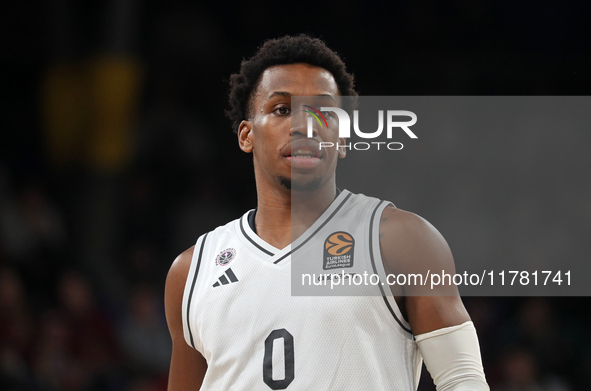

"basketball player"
[165,35,489,390]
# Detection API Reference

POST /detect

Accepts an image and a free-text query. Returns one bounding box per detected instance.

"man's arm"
[379,206,489,390]
[165,246,208,390]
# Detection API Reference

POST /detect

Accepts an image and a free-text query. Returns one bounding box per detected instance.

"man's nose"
[291,109,318,137]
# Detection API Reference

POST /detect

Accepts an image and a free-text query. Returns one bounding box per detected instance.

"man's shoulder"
[167,246,195,289]
[379,204,454,275]
[380,204,448,249]
[380,205,433,233]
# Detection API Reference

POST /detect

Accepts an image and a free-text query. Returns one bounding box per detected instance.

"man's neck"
[254,181,337,249]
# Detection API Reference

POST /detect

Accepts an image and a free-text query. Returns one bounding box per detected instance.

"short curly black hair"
[226,34,357,132]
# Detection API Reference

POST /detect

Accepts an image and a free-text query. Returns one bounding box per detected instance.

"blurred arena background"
[1,1,590,390]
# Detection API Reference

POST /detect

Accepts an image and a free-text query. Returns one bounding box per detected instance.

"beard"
[278,176,322,192]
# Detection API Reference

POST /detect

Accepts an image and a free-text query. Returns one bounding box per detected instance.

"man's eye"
[274,106,291,115]
[321,110,334,119]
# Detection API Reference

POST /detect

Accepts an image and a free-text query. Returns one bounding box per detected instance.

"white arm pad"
[415,321,489,391]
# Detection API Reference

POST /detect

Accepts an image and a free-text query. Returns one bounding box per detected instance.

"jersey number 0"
[263,329,295,389]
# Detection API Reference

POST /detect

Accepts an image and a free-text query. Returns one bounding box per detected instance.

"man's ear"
[338,136,347,158]
[238,120,253,153]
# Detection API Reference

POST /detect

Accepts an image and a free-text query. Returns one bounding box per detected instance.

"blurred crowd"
[2,1,591,390]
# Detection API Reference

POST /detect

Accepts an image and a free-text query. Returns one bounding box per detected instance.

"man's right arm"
[165,246,208,390]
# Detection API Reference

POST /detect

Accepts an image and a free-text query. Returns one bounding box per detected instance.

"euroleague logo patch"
[216,248,236,266]
[323,232,355,270]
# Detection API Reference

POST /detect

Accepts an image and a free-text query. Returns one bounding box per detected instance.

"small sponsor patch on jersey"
[323,232,354,270]
[216,248,236,266]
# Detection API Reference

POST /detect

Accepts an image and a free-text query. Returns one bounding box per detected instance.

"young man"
[165,34,489,390]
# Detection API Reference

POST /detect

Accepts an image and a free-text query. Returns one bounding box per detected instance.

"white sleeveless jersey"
[182,190,422,390]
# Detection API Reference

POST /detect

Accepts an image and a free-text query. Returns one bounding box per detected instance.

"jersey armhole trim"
[182,233,208,350]
[368,201,413,335]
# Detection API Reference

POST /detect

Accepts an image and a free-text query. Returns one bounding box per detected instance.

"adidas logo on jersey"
[212,268,239,287]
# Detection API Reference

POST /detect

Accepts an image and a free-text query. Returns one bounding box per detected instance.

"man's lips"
[281,139,323,170]
[282,139,322,158]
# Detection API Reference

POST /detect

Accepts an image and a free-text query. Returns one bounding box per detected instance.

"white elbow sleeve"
[415,321,489,391]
